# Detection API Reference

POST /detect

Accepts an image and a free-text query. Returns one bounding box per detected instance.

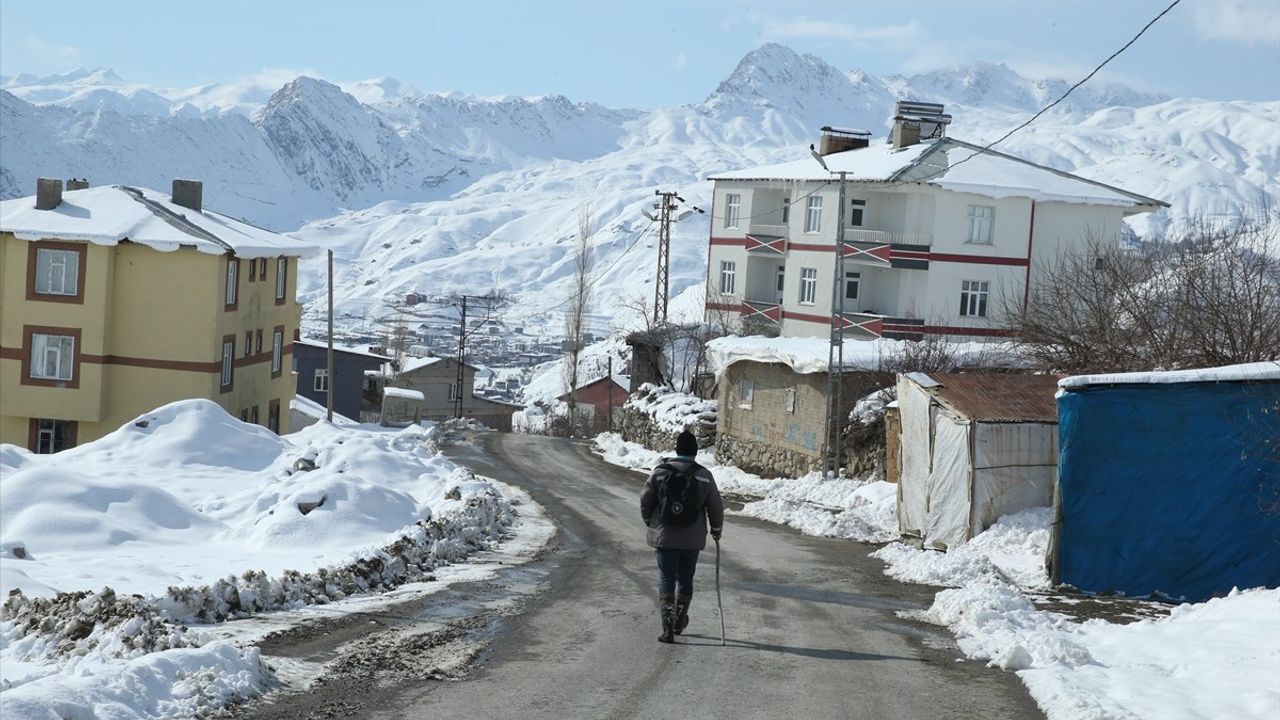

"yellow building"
[0,178,316,452]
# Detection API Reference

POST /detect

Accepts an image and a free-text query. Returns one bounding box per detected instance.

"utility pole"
[454,295,467,419]
[607,355,614,432]
[653,190,677,326]
[326,249,334,423]
[823,171,849,478]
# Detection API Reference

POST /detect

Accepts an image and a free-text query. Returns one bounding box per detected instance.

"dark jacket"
[640,456,724,551]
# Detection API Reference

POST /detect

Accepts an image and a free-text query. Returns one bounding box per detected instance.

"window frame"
[775,264,786,302]
[966,205,996,245]
[804,195,823,233]
[244,331,253,357]
[781,196,790,225]
[448,382,459,401]
[274,257,288,305]
[784,388,797,414]
[845,270,861,301]
[26,241,87,304]
[268,399,281,434]
[220,335,236,391]
[21,325,82,389]
[255,329,264,355]
[224,257,239,310]
[250,405,260,425]
[719,260,737,296]
[28,418,77,454]
[960,280,991,318]
[314,368,329,392]
[271,326,285,377]
[799,267,818,305]
[724,193,741,229]
[849,198,867,228]
[738,378,754,410]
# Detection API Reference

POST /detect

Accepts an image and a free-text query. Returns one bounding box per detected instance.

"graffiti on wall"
[749,420,819,452]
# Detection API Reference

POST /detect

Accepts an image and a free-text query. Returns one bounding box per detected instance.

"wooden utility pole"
[326,249,334,423]
[454,295,467,419]
[607,355,614,432]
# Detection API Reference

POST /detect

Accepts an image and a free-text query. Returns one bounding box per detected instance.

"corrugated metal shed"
[925,373,1062,423]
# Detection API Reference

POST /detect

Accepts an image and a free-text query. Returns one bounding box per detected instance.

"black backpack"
[656,461,704,527]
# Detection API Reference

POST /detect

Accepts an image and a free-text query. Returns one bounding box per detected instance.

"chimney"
[818,126,871,156]
[891,100,952,149]
[171,179,203,213]
[66,178,90,191]
[35,178,63,210]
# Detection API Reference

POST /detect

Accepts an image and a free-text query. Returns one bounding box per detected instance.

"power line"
[900,0,1183,186]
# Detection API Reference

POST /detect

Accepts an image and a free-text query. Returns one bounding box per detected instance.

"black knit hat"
[676,430,698,457]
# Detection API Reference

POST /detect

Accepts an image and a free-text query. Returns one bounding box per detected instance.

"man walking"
[640,430,724,644]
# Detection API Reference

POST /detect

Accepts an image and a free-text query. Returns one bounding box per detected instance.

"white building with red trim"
[704,105,1167,340]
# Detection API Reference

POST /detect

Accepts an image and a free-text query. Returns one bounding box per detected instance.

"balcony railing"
[844,228,931,246]
[747,223,789,239]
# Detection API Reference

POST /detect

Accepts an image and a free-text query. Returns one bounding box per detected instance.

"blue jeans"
[655,548,700,597]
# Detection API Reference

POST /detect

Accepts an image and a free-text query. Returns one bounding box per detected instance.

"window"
[34,248,80,296]
[845,271,861,301]
[724,193,741,229]
[225,258,239,309]
[314,368,329,392]
[275,257,288,304]
[32,419,76,454]
[781,196,790,225]
[258,257,267,279]
[804,196,823,233]
[27,242,85,303]
[268,399,280,434]
[448,382,459,401]
[244,331,253,357]
[271,328,284,377]
[960,280,990,317]
[30,333,75,381]
[799,267,818,305]
[221,337,235,389]
[775,265,786,302]
[966,205,995,244]
[784,388,797,414]
[719,261,737,295]
[738,379,754,409]
[849,198,866,227]
[251,405,260,424]
[248,258,257,281]
[255,329,263,355]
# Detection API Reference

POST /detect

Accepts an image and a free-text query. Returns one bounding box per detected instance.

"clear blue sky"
[2,0,1277,106]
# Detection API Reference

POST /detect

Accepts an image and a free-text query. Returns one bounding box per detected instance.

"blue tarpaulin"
[1055,380,1280,602]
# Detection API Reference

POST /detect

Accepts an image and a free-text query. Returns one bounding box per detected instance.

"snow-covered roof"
[705,335,1020,376]
[382,387,425,401]
[294,337,390,360]
[0,185,317,258]
[290,394,357,425]
[400,355,446,373]
[1059,362,1280,390]
[708,138,1167,210]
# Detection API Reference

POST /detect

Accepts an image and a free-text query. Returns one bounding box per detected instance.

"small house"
[896,372,1061,550]
[559,374,630,435]
[1050,362,1280,601]
[293,338,389,422]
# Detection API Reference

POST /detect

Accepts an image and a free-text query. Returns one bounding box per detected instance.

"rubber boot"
[675,594,692,635]
[658,593,676,644]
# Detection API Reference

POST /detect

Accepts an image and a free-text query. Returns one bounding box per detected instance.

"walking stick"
[715,536,725,646]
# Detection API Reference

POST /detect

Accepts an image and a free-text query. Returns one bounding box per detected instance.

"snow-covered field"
[594,434,1280,720]
[0,400,544,719]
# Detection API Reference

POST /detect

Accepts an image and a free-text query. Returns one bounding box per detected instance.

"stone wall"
[619,384,717,453]
[715,360,891,478]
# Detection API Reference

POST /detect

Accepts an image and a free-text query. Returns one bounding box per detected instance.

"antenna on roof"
[809,144,830,172]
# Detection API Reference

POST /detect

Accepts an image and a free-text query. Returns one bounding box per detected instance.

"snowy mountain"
[3,44,1276,336]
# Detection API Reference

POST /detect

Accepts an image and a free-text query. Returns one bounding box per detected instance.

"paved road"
[236,432,1042,719]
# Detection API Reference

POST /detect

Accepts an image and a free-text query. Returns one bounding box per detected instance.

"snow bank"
[0,641,266,720]
[624,383,716,433]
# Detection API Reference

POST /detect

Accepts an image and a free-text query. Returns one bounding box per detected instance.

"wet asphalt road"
[234,431,1042,719]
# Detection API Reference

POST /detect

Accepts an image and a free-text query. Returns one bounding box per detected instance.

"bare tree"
[1001,211,1280,373]
[562,204,592,436]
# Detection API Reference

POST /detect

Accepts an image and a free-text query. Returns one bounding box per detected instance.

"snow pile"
[593,433,897,543]
[624,383,716,434]
[0,640,267,720]
[0,399,524,717]
[874,507,1054,590]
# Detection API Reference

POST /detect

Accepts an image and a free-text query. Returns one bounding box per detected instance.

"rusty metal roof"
[923,373,1063,423]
